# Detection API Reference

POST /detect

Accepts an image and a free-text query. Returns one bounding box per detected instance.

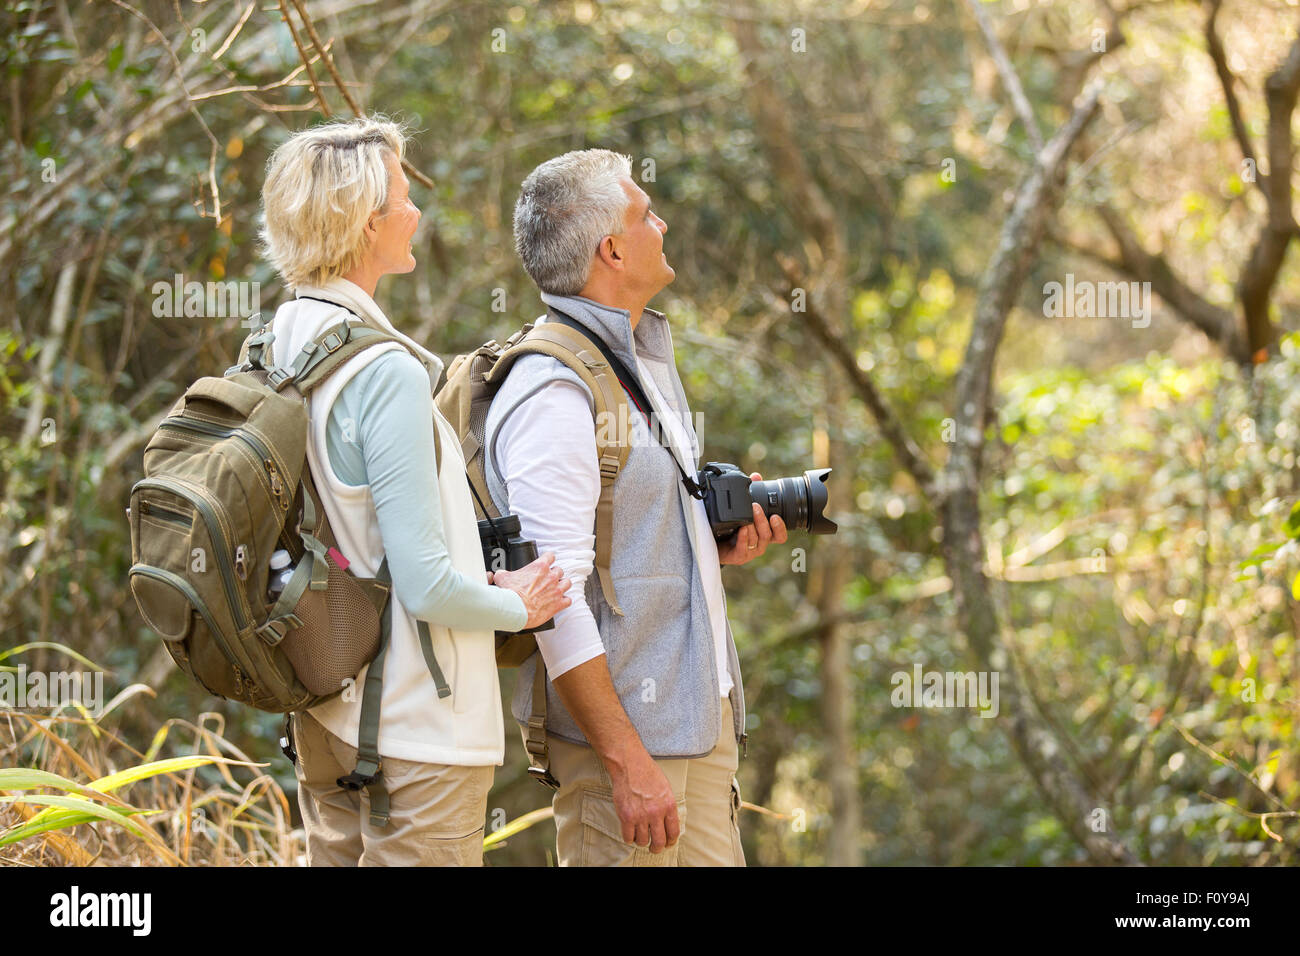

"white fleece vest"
[270,278,503,766]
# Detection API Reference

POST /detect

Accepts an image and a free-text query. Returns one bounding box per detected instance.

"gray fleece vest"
[483,292,745,758]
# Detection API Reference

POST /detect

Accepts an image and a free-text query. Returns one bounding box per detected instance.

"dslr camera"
[694,462,838,540]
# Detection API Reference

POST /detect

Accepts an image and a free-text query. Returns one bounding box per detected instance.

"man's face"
[612,177,674,297]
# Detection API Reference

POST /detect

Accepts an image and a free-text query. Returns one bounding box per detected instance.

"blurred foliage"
[1,0,1297,865]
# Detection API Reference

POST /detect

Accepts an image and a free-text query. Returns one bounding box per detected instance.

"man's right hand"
[550,656,680,854]
[608,745,680,853]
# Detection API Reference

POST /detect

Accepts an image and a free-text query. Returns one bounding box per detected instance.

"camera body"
[478,514,553,633]
[695,462,838,539]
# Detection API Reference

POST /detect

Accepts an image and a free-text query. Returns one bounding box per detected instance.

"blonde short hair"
[259,116,408,289]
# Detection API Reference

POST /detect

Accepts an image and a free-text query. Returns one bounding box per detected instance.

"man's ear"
[595,234,624,271]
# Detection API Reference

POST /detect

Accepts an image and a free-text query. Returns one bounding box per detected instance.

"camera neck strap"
[545,308,706,500]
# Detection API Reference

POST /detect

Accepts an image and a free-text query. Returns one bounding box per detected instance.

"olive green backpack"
[128,311,443,825]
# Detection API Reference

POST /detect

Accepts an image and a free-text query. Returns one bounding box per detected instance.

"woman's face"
[368,151,420,276]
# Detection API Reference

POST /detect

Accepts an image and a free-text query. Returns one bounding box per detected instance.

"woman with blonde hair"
[259,116,570,866]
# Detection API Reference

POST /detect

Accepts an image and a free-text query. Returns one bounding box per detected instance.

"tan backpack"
[435,314,631,787]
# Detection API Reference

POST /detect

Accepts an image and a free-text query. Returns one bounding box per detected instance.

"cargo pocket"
[128,564,239,699]
[578,784,680,867]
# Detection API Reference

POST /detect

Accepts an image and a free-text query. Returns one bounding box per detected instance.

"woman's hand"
[490,552,572,630]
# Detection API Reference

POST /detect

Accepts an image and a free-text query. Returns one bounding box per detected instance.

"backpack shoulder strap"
[272,322,399,392]
[241,320,442,472]
[488,321,630,616]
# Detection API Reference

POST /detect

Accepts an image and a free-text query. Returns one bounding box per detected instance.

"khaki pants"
[543,698,745,867]
[292,710,493,867]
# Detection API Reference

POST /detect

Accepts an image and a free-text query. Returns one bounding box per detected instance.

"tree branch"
[941,76,1135,864]
[1238,29,1300,360]
[1204,0,1266,197]
[964,0,1045,155]
[765,265,940,503]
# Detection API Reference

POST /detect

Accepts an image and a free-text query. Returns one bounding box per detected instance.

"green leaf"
[483,806,553,850]
[0,641,105,670]
[0,794,157,848]
[1284,500,1300,539]
[0,767,86,792]
[87,755,225,795]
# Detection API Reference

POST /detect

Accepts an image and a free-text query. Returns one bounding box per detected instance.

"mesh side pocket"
[279,555,382,697]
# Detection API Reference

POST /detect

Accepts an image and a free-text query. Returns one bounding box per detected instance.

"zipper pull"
[234,544,249,581]
[266,460,290,510]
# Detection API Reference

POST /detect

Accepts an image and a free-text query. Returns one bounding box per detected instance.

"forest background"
[2,0,1298,866]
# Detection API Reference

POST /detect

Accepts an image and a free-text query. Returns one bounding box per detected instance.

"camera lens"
[749,469,838,535]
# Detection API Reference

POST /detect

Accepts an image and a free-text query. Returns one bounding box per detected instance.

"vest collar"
[292,277,444,382]
[538,292,672,369]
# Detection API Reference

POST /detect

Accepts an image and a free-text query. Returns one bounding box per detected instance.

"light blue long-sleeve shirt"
[323,348,527,633]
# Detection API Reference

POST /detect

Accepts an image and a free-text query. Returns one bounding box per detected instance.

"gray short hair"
[513,149,633,295]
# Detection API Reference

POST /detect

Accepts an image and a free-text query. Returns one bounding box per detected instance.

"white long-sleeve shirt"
[494,379,605,678]
[494,359,732,696]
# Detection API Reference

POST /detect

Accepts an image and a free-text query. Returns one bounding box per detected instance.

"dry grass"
[0,686,303,867]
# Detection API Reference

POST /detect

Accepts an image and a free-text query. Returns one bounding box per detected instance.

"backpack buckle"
[527,765,561,791]
[598,454,620,482]
[280,714,298,764]
[256,614,302,646]
[266,367,292,389]
[321,330,344,353]
[336,765,380,791]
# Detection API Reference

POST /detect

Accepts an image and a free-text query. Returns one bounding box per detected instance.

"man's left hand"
[717,472,788,565]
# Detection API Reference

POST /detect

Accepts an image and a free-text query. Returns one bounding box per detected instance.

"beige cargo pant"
[292,710,492,867]
[543,698,745,867]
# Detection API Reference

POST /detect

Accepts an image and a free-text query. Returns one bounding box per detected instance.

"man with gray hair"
[483,149,787,865]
